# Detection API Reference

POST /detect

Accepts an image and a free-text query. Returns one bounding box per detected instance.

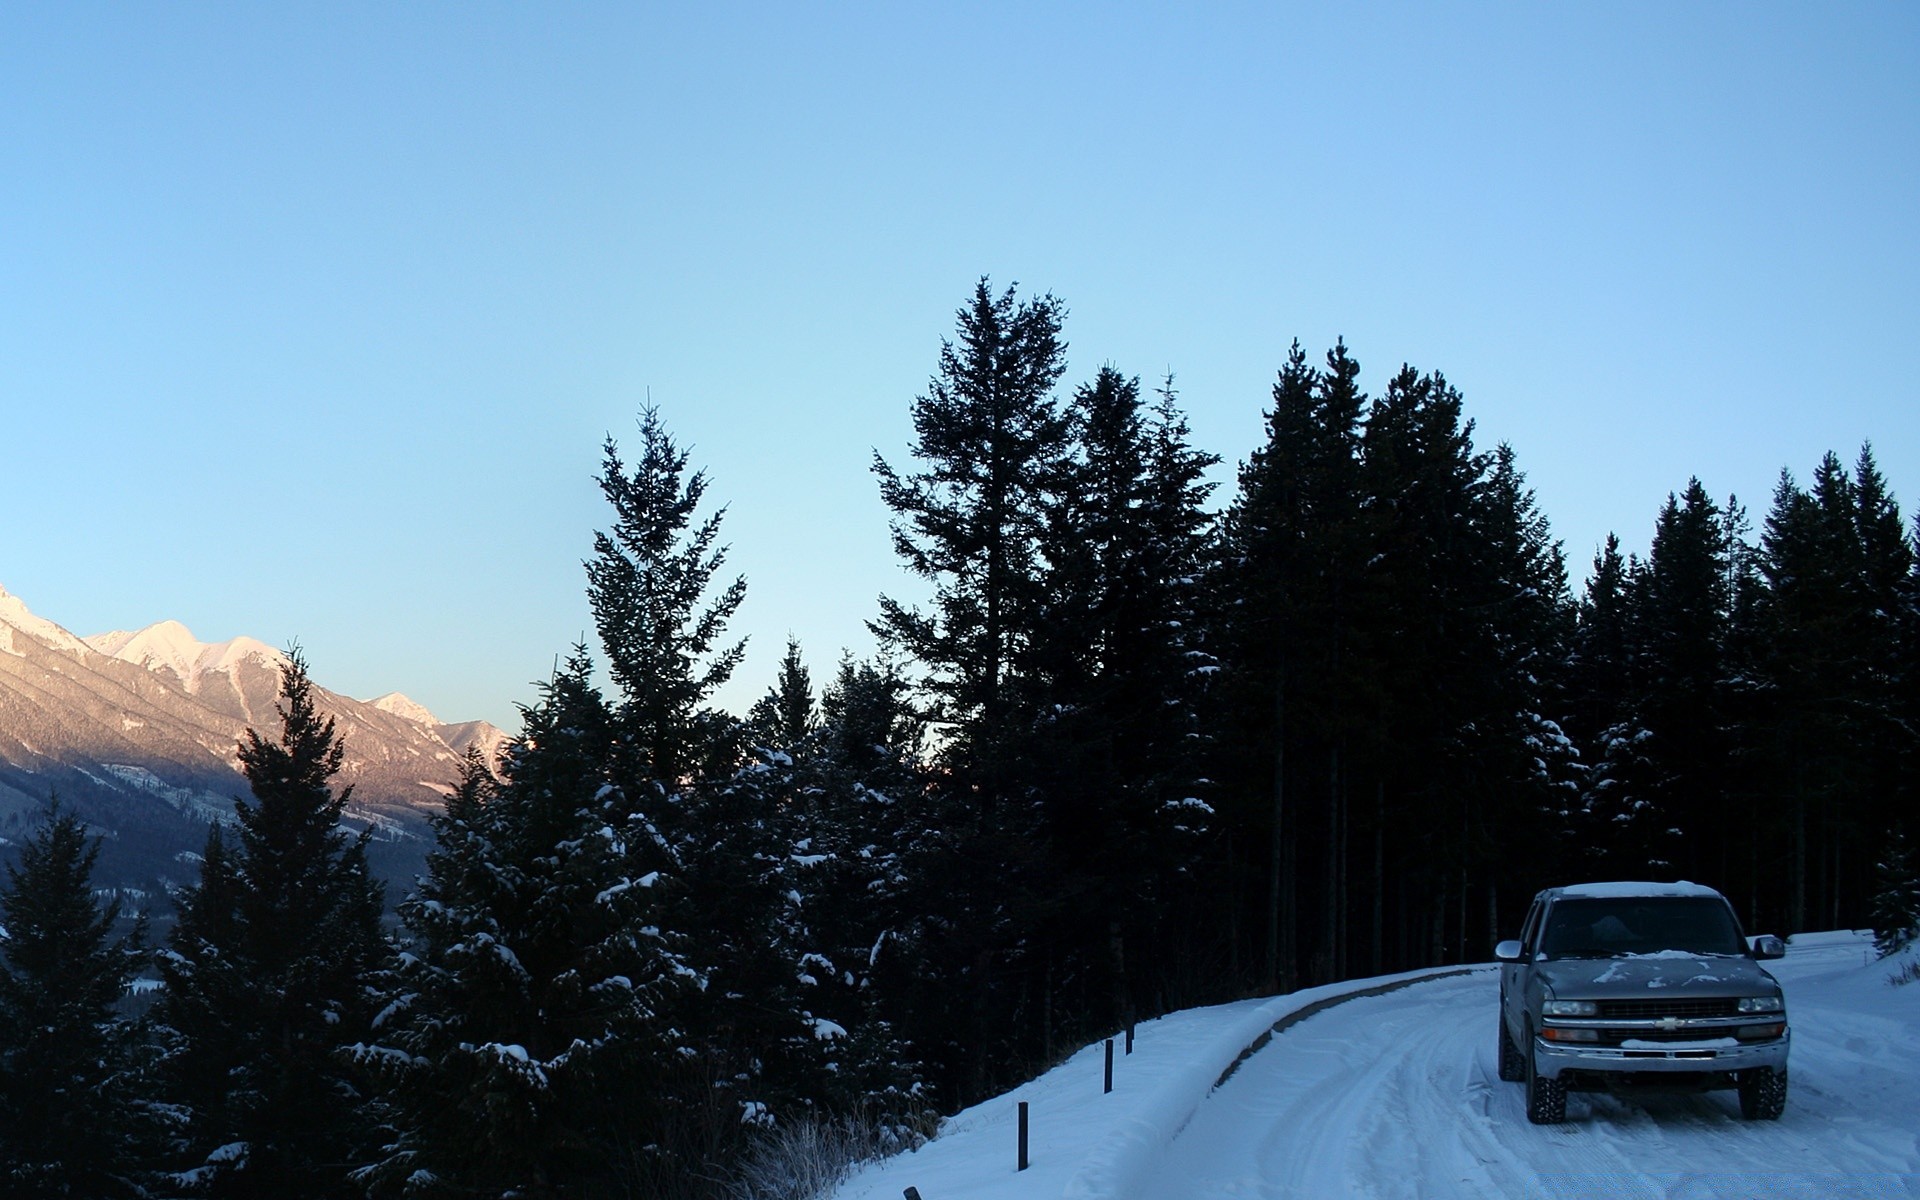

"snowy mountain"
[0,583,506,898]
[831,932,1920,1199]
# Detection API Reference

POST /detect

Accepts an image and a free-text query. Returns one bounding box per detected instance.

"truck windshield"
[1538,896,1747,958]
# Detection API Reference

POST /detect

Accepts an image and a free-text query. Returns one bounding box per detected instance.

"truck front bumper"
[1533,1031,1788,1083]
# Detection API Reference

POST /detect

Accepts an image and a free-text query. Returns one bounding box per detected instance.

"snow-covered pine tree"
[1871,826,1920,958]
[587,407,842,1158]
[0,805,155,1200]
[1347,365,1575,969]
[802,654,932,1124]
[156,647,386,1198]
[358,655,693,1198]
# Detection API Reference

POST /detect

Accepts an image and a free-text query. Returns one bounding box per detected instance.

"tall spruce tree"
[157,648,386,1198]
[589,405,749,785]
[588,409,837,1150]
[0,806,153,1199]
[1757,449,1914,931]
[1213,340,1322,992]
[1020,366,1219,1034]
[1575,482,1736,881]
[360,658,695,1198]
[870,278,1071,1101]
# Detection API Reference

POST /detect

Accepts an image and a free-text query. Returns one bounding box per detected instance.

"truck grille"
[1594,998,1740,1020]
[1593,1027,1727,1044]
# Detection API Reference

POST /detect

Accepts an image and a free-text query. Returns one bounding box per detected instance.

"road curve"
[1135,960,1920,1200]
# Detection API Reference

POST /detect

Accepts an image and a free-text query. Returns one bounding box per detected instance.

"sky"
[2,3,1915,732]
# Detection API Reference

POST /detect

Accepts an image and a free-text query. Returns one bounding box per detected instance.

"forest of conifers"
[3,280,1916,1199]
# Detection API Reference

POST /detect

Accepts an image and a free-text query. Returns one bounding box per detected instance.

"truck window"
[1537,896,1746,959]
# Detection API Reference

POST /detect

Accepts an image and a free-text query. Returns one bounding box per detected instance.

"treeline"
[2,279,1916,1197]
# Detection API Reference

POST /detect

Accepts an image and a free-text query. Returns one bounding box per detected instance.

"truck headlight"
[1542,1000,1598,1017]
[1737,996,1784,1014]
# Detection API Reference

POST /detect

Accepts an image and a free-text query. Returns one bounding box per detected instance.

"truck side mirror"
[1494,939,1524,963]
[1749,934,1786,960]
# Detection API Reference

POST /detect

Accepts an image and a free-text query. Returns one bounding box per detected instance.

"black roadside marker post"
[904,1189,923,1200]
[1104,1038,1115,1094]
[1126,1022,1135,1055]
[1017,1101,1030,1171]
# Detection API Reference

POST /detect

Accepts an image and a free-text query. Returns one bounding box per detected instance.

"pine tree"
[1019,366,1219,1034]
[1213,340,1322,992]
[872,277,1071,790]
[803,655,931,1120]
[748,636,816,750]
[1758,449,1915,931]
[1575,482,1736,880]
[0,806,154,1199]
[870,278,1070,1101]
[1871,826,1920,958]
[588,405,748,785]
[156,648,386,1197]
[359,656,694,1198]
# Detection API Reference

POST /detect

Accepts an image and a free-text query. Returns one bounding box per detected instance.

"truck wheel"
[1525,1033,1567,1124]
[1738,1067,1787,1120]
[1498,1018,1525,1083]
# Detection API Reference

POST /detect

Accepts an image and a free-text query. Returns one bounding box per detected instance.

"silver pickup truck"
[1495,881,1789,1124]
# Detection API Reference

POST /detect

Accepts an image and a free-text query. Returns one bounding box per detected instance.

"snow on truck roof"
[1550,881,1724,899]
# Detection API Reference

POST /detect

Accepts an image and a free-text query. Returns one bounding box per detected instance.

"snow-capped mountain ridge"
[0,583,507,895]
[85,619,287,694]
[0,583,92,657]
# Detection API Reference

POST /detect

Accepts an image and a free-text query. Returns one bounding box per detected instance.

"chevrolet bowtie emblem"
[1656,1017,1684,1032]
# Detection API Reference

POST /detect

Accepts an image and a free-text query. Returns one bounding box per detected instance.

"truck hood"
[1535,952,1780,1000]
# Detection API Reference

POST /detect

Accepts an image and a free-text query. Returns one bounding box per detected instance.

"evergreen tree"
[747,636,816,750]
[0,806,153,1199]
[1212,340,1324,992]
[157,648,386,1198]
[370,409,773,1196]
[802,654,931,1120]
[1871,826,1920,958]
[589,409,839,1150]
[1757,449,1915,931]
[588,405,749,785]
[1578,481,1737,878]
[870,278,1070,1101]
[1019,366,1219,1035]
[872,277,1071,788]
[360,658,694,1198]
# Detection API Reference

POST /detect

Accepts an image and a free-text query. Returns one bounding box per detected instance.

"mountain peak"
[372,692,442,727]
[85,619,286,690]
[0,583,94,657]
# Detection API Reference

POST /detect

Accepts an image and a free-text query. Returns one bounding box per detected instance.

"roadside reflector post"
[1126,1023,1135,1055]
[1105,1038,1115,1093]
[1017,1101,1030,1171]
[904,1189,923,1200]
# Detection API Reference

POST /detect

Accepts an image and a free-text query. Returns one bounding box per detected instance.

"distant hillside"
[0,584,507,904]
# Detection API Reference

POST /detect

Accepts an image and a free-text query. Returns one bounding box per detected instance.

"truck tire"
[1738,1067,1787,1120]
[1525,1032,1567,1124]
[1498,1017,1525,1083]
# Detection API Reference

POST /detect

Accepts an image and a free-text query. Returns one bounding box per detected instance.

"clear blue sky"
[3,3,1915,731]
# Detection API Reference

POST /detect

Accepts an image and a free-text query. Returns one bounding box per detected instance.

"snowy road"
[832,934,1916,1200]
[1137,937,1919,1200]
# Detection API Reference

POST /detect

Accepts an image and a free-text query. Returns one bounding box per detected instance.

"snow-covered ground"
[831,932,1918,1200]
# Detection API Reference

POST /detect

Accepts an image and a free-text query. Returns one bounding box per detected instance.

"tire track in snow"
[1138,966,1919,1200]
